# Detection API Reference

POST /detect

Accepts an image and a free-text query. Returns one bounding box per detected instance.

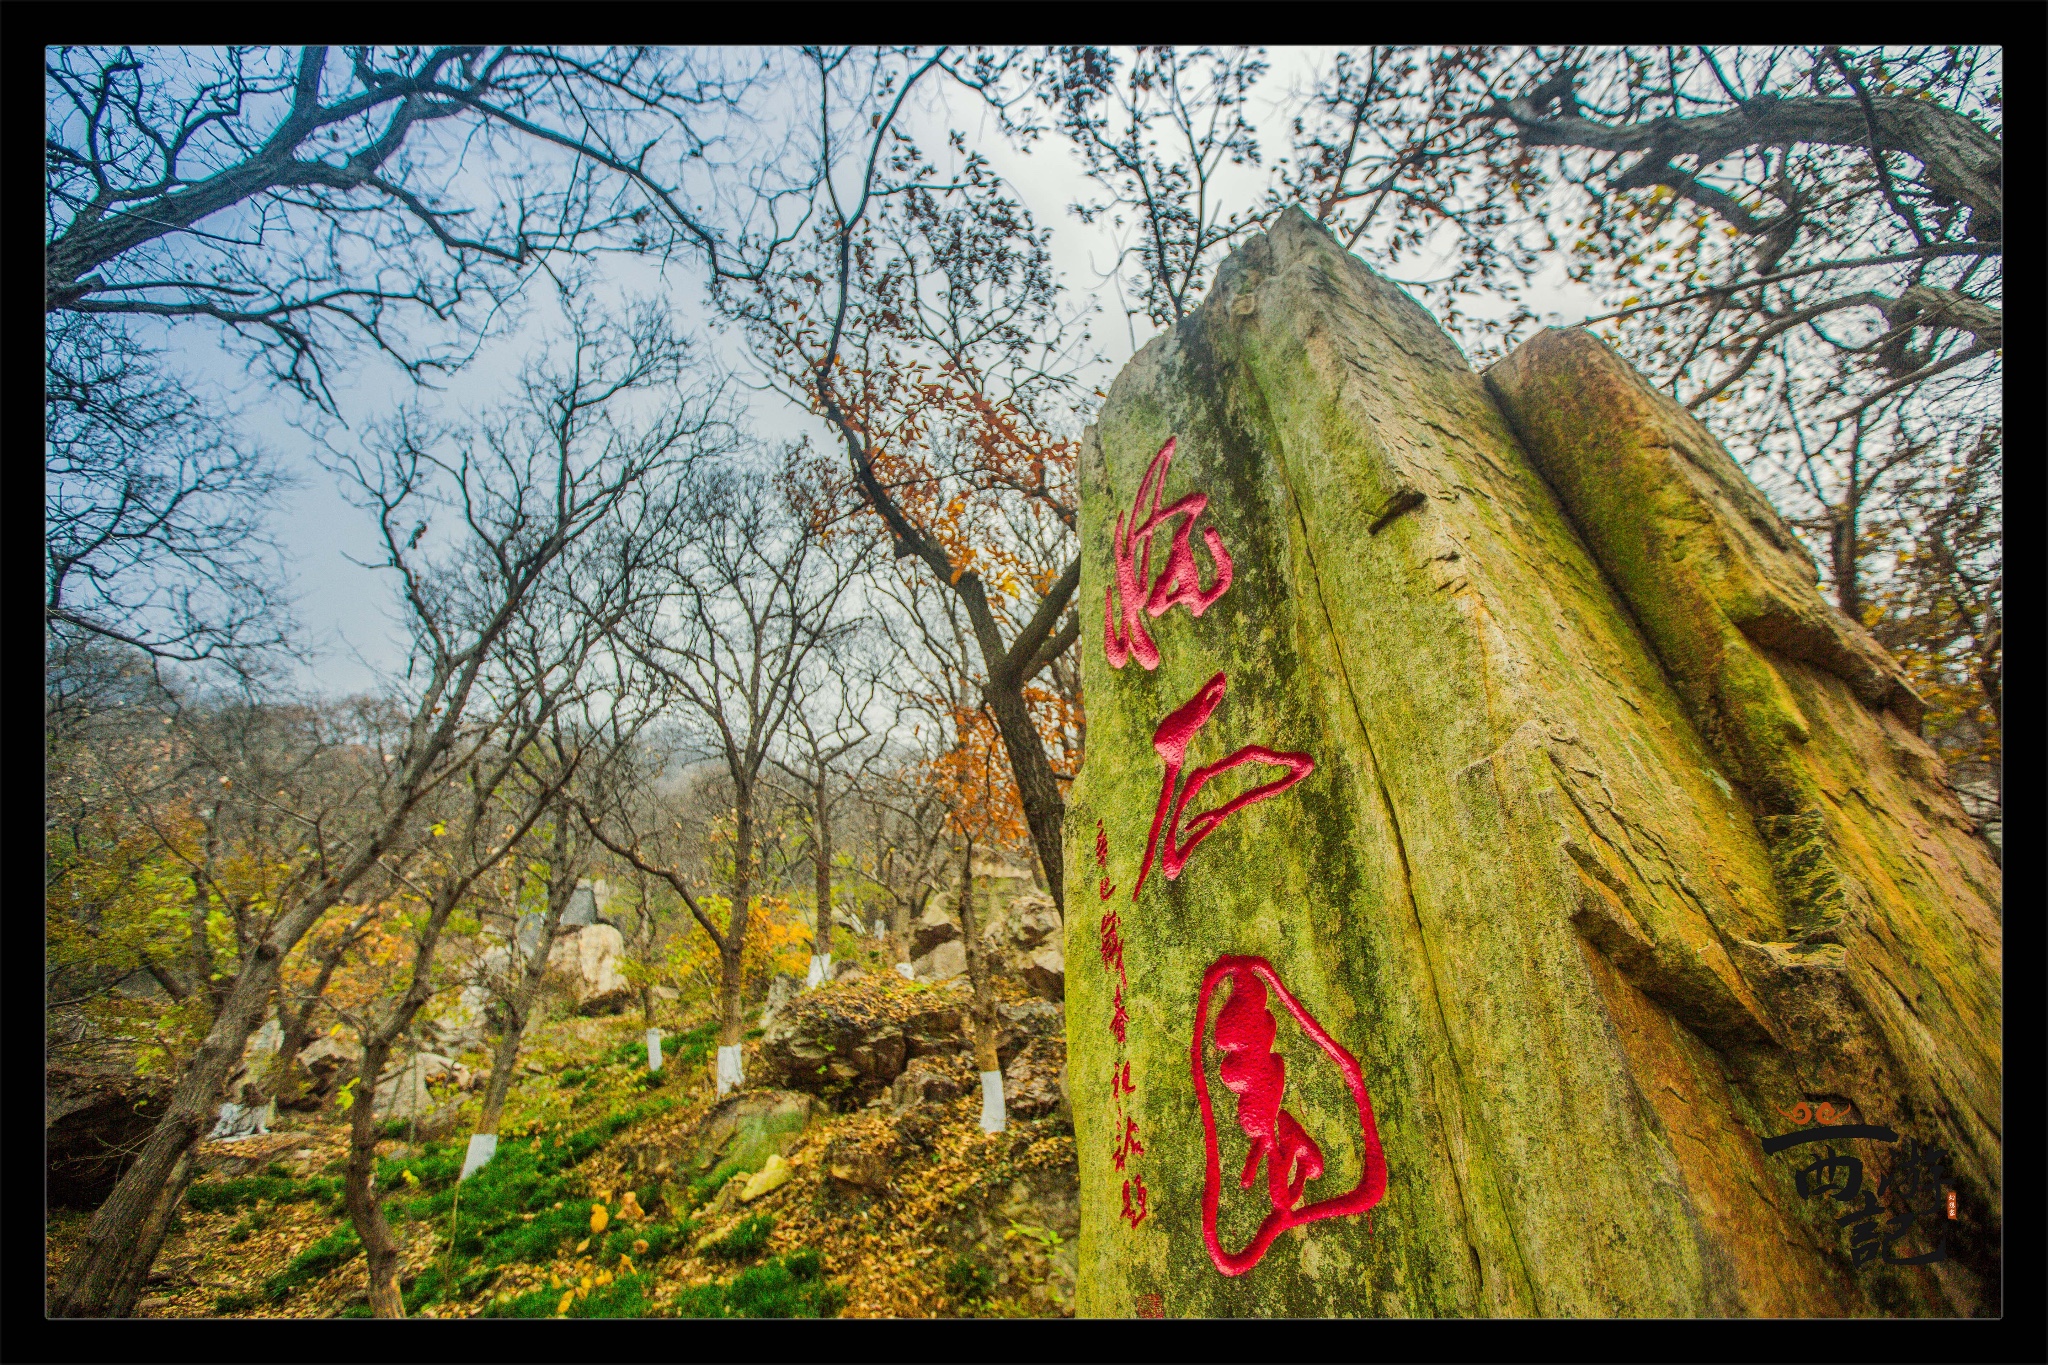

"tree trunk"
[955,837,1004,1132]
[1831,498,1862,623]
[344,1034,407,1320]
[1069,209,1999,1317]
[811,776,833,984]
[981,677,1067,917]
[51,934,286,1315]
[104,1140,199,1318]
[716,793,755,1093]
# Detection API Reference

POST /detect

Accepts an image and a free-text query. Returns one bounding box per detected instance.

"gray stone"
[679,1089,817,1178]
[373,1052,474,1122]
[910,907,962,959]
[1003,1036,1066,1120]
[1020,942,1065,1003]
[913,938,966,983]
[544,923,633,1015]
[561,884,600,928]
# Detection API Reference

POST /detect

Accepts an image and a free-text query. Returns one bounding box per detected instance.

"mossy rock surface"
[1064,209,2000,1318]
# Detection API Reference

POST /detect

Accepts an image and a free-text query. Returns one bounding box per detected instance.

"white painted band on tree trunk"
[716,1043,745,1095]
[805,954,832,989]
[645,1028,663,1072]
[979,1070,1006,1134]
[894,962,915,981]
[459,1132,498,1183]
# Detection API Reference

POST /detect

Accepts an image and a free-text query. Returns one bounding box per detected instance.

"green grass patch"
[686,1159,743,1208]
[701,1213,772,1262]
[665,1251,843,1318]
[374,1136,465,1196]
[184,1173,338,1213]
[377,1095,687,1315]
[482,1269,659,1319]
[945,1254,995,1303]
[262,1224,362,1303]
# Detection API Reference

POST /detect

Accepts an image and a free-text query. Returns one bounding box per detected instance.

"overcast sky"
[180,47,1605,701]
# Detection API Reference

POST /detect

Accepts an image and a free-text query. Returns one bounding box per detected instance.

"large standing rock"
[1064,209,2000,1317]
[1019,942,1065,1003]
[545,923,634,1016]
[426,982,492,1056]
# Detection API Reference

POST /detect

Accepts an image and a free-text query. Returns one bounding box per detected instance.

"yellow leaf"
[402,1168,419,1186]
[556,1291,575,1316]
[619,1255,636,1275]
[575,1238,590,1253]
[590,1204,609,1234]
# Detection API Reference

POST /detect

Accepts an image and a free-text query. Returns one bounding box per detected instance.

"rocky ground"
[46,971,1077,1319]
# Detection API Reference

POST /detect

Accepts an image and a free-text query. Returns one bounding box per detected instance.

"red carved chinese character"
[1095,821,1110,868]
[1112,1115,1148,1171]
[1098,876,1117,901]
[1134,1291,1165,1318]
[1105,437,1234,671]
[1098,910,1124,974]
[1132,672,1314,900]
[1120,1173,1151,1227]
[1111,1059,1134,1100]
[1190,956,1387,1277]
[1110,985,1129,1045]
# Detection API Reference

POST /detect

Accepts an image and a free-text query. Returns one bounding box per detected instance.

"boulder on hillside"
[425,982,492,1056]
[912,939,967,983]
[373,1052,475,1123]
[678,1089,817,1178]
[1019,942,1065,1003]
[45,1067,172,1209]
[1002,1036,1067,1121]
[910,907,961,959]
[997,893,1062,954]
[544,923,634,1016]
[995,999,1062,1070]
[281,1035,359,1111]
[890,1055,972,1114]
[758,974,800,1030]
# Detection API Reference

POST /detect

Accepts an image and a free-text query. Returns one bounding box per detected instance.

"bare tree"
[50,296,709,1318]
[589,459,866,1093]
[1035,45,1271,328]
[771,630,887,990]
[721,47,1090,911]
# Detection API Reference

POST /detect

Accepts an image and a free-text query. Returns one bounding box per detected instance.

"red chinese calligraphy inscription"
[1132,672,1314,900]
[1105,437,1234,671]
[1190,955,1388,1277]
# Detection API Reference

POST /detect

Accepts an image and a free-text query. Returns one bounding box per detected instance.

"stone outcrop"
[910,907,962,959]
[544,923,634,1016]
[1065,209,2000,1317]
[757,977,1065,1112]
[372,1052,476,1123]
[46,1067,171,1208]
[911,938,966,983]
[677,1090,816,1180]
[281,1035,359,1111]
